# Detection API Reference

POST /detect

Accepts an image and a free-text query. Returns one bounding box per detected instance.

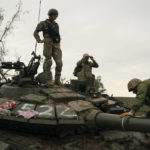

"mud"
[0,129,150,150]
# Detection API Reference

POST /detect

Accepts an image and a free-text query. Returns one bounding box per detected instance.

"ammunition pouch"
[52,34,60,43]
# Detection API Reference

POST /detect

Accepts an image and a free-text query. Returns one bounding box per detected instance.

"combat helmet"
[48,9,58,16]
[128,78,142,92]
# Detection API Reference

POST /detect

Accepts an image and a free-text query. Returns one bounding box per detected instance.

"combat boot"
[45,80,54,87]
[54,75,62,85]
[44,72,54,87]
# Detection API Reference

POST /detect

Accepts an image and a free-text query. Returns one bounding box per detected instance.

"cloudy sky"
[1,0,150,97]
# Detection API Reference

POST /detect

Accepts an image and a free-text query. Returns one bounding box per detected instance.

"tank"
[0,52,150,150]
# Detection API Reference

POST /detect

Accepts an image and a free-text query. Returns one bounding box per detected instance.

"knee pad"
[45,58,52,65]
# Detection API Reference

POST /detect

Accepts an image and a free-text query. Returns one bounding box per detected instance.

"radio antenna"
[34,0,42,54]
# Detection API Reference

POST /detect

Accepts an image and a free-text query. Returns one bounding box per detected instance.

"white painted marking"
[38,105,53,117]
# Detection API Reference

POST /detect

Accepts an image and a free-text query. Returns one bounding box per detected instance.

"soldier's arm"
[91,58,99,68]
[132,82,148,113]
[33,21,45,43]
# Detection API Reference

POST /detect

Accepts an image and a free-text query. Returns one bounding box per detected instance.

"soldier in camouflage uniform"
[121,78,150,117]
[73,53,99,93]
[33,9,62,85]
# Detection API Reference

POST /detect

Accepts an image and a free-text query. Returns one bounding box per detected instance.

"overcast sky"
[1,0,150,97]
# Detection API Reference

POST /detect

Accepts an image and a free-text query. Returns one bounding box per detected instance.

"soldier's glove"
[39,39,44,43]
[120,110,135,118]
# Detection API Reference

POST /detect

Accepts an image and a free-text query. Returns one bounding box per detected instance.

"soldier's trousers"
[86,75,95,93]
[77,71,95,93]
[43,38,63,81]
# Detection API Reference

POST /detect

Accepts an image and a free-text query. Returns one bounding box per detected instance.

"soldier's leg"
[52,43,63,85]
[86,74,95,94]
[43,39,53,82]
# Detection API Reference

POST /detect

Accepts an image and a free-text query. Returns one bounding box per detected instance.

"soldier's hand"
[120,111,134,117]
[39,39,44,43]
[90,56,94,60]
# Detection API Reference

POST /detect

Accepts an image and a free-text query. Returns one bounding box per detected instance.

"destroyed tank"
[0,52,150,150]
[0,52,149,135]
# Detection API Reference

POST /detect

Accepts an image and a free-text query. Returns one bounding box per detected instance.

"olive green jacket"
[132,79,150,112]
[74,59,99,80]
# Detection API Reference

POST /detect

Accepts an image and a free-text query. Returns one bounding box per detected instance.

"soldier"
[120,78,150,117]
[73,53,99,93]
[33,8,62,85]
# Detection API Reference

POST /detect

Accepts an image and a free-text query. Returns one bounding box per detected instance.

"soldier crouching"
[120,78,150,118]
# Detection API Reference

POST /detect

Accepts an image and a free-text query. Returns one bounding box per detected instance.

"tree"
[0,1,22,62]
[94,76,106,93]
[0,1,22,82]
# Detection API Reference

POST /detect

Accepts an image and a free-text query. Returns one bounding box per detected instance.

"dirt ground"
[0,127,150,150]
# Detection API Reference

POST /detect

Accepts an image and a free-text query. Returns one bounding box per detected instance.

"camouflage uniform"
[75,58,99,92]
[33,19,62,84]
[132,79,150,117]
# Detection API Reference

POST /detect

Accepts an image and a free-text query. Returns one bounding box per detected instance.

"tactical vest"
[43,20,60,43]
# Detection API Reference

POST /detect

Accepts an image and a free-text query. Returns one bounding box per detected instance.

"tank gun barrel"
[92,112,150,132]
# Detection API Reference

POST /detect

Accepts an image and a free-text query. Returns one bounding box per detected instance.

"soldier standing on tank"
[33,8,62,85]
[120,78,150,117]
[73,53,99,93]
